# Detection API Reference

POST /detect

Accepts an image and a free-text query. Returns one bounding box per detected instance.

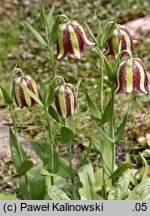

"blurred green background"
[0,0,150,192]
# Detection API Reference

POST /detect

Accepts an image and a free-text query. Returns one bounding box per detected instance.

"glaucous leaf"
[126,179,150,200]
[108,184,122,200]
[77,164,96,200]
[47,185,70,200]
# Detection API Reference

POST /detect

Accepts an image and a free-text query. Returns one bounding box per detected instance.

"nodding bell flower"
[56,19,95,59]
[13,75,39,109]
[55,83,77,118]
[115,58,149,94]
[105,25,134,60]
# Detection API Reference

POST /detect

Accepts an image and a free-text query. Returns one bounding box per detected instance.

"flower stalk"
[64,118,74,184]
[45,107,54,185]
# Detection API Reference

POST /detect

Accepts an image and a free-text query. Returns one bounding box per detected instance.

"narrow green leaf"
[61,126,75,143]
[84,22,97,45]
[9,128,27,172]
[96,47,113,81]
[19,83,44,108]
[115,110,129,143]
[126,178,150,200]
[113,50,131,78]
[103,55,113,81]
[40,5,48,28]
[0,85,13,105]
[47,84,55,106]
[101,21,116,48]
[38,75,46,105]
[140,153,149,181]
[30,140,44,160]
[96,14,103,47]
[85,90,101,120]
[109,163,132,181]
[49,16,60,46]
[24,21,47,48]
[77,164,96,200]
[101,98,112,124]
[48,106,62,123]
[47,5,55,29]
[93,122,114,143]
[19,159,33,175]
[47,185,70,200]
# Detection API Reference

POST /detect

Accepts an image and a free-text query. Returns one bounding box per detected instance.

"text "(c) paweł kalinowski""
[20,202,104,212]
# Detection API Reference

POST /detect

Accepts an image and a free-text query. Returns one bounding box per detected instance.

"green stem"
[110,82,115,175]
[46,27,56,185]
[52,76,66,85]
[59,14,69,22]
[45,107,54,185]
[49,47,56,79]
[10,105,31,199]
[46,27,49,48]
[11,68,24,78]
[68,141,74,184]
[99,55,104,113]
[96,46,104,113]
[64,118,74,184]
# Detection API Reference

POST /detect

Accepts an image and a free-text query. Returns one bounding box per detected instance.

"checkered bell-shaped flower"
[115,58,149,94]
[56,20,95,59]
[55,83,77,118]
[105,25,134,60]
[13,75,39,109]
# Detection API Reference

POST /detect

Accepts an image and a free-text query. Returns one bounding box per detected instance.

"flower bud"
[13,75,39,108]
[55,83,77,118]
[105,25,134,60]
[115,58,149,94]
[57,20,95,59]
